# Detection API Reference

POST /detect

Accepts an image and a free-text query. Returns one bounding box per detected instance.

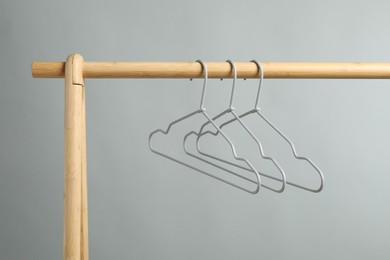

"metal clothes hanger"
[193,60,324,192]
[183,60,287,193]
[148,60,263,194]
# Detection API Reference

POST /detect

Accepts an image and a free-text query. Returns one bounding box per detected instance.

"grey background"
[1,0,390,259]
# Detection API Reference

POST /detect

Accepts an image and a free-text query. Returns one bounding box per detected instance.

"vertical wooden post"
[80,63,89,260]
[64,53,88,260]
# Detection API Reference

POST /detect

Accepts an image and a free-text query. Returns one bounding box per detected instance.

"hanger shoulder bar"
[32,61,390,79]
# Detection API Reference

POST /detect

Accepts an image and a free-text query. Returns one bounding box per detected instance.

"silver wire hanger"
[194,60,324,192]
[149,60,262,194]
[183,60,287,193]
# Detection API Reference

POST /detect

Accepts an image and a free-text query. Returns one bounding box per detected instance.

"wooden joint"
[68,53,85,86]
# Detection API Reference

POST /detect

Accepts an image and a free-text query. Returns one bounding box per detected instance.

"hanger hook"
[196,60,208,111]
[226,60,237,110]
[250,60,264,110]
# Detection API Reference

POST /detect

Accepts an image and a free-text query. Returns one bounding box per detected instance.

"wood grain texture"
[33,61,390,79]
[80,63,89,260]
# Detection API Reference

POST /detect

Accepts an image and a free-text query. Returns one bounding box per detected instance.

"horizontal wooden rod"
[32,61,390,79]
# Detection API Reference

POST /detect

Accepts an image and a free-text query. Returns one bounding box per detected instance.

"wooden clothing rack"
[31,53,390,260]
